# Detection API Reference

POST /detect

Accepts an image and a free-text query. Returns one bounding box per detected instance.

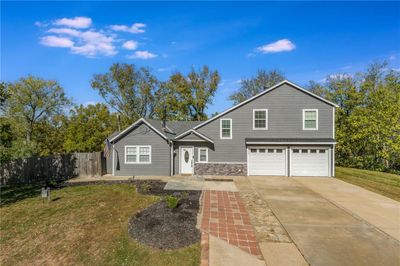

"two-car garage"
[247,146,332,177]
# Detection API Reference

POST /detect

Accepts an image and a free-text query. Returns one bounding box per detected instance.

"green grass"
[0,184,200,266]
[336,167,400,201]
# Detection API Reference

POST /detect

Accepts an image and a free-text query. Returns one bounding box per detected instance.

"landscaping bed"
[129,180,201,249]
[0,184,200,265]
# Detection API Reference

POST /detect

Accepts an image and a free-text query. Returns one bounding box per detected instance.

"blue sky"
[2,1,400,114]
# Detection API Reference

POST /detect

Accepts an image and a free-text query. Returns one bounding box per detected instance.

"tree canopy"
[229,70,285,104]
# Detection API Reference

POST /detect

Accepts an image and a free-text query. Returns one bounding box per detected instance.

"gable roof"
[109,118,169,143]
[174,129,214,143]
[109,118,203,143]
[191,80,338,131]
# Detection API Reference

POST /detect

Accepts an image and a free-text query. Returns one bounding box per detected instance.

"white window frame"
[303,109,318,130]
[220,118,232,139]
[124,145,152,164]
[198,148,208,163]
[253,109,268,130]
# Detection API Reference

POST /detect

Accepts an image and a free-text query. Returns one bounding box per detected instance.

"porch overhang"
[174,129,214,143]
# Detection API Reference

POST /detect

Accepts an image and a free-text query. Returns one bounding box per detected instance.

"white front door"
[180,147,194,174]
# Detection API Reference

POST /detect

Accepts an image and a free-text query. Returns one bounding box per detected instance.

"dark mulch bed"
[129,180,201,249]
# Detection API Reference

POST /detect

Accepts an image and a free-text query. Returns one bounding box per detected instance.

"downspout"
[112,144,115,176]
[170,140,174,176]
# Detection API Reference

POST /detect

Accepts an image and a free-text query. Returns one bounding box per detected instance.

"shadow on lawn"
[0,185,41,207]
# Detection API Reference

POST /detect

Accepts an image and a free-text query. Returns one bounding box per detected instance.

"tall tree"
[91,63,159,125]
[63,104,118,152]
[6,75,70,142]
[229,70,285,104]
[155,66,220,121]
[309,63,400,173]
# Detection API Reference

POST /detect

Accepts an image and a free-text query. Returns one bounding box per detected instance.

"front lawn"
[0,184,200,266]
[335,167,400,201]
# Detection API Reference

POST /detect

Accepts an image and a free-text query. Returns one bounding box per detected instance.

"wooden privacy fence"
[0,152,107,185]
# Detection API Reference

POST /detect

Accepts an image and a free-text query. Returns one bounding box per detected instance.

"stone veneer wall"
[194,163,247,176]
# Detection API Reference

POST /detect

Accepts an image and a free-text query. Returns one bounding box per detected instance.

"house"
[107,80,338,177]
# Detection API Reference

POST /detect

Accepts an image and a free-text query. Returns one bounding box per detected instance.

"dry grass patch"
[0,184,200,266]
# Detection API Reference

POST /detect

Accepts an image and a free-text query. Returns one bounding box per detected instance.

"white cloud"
[122,40,138,50]
[389,55,396,61]
[320,73,353,83]
[128,50,157,59]
[157,65,176,72]
[40,36,74,48]
[35,21,48,27]
[110,23,146,34]
[54,16,92,29]
[83,101,98,106]
[41,28,117,57]
[257,39,295,54]
[47,28,81,37]
[71,30,117,57]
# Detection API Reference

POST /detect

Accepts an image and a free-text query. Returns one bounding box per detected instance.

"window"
[268,149,274,153]
[139,146,151,163]
[310,149,317,153]
[276,149,283,153]
[125,146,151,164]
[293,149,299,153]
[125,147,137,163]
[259,149,266,153]
[303,109,318,130]
[220,119,232,139]
[253,109,268,130]
[301,149,308,153]
[319,149,326,153]
[250,149,257,153]
[198,148,208,163]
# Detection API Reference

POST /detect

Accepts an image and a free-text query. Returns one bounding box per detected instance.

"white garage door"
[290,147,329,176]
[248,147,286,176]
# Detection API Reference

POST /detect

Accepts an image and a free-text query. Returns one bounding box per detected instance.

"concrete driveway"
[248,176,400,266]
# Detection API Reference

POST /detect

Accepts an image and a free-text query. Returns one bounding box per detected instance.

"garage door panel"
[248,147,286,176]
[291,147,329,177]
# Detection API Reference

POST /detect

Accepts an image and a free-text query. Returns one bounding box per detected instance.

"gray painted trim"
[174,129,214,143]
[112,144,115,176]
[110,118,168,142]
[187,80,338,134]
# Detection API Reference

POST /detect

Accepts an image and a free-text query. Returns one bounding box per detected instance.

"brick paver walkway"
[200,190,261,256]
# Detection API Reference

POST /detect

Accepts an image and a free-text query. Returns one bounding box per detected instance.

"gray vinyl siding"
[197,83,334,162]
[113,123,170,176]
[173,142,214,175]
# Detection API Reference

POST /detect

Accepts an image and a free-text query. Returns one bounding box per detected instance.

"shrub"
[165,194,179,209]
[139,182,151,193]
